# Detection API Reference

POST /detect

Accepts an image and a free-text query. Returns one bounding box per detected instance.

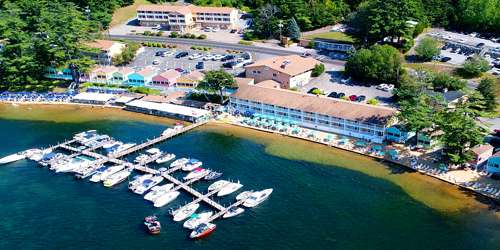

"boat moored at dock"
[182,159,203,171]
[183,168,209,180]
[132,175,164,195]
[172,203,200,222]
[170,158,189,168]
[90,165,125,182]
[156,153,175,164]
[154,191,180,208]
[217,181,243,197]
[103,169,132,187]
[208,180,230,192]
[223,207,245,218]
[183,211,213,230]
[243,189,273,208]
[0,152,26,165]
[190,223,216,239]
[144,183,175,202]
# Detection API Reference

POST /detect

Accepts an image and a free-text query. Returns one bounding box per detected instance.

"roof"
[471,144,494,155]
[126,100,210,119]
[85,40,122,51]
[137,4,236,15]
[178,71,205,82]
[117,67,134,75]
[234,77,254,87]
[423,89,465,103]
[92,66,118,74]
[256,80,281,88]
[156,69,181,79]
[113,96,138,104]
[73,92,116,102]
[245,55,321,76]
[137,5,192,15]
[231,84,396,125]
[136,67,156,77]
[141,95,171,103]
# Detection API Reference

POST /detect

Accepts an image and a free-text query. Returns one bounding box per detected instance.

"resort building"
[152,69,181,87]
[244,55,321,89]
[128,67,156,86]
[136,4,239,32]
[229,83,396,143]
[385,125,415,144]
[125,99,211,122]
[89,66,118,84]
[486,152,500,174]
[72,92,116,105]
[416,128,443,149]
[112,67,135,85]
[176,71,205,88]
[469,144,494,168]
[84,40,126,65]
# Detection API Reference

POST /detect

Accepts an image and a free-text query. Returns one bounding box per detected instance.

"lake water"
[0,105,499,250]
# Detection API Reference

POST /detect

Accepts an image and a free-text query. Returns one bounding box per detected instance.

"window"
[272,73,277,77]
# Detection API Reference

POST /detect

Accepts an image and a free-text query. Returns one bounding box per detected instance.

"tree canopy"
[415,36,440,61]
[345,44,403,85]
[476,77,498,111]
[196,70,236,104]
[459,56,491,78]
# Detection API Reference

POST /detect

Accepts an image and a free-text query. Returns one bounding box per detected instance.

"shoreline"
[1,101,499,214]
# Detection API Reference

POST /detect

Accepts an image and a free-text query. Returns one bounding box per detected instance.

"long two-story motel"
[230,84,397,143]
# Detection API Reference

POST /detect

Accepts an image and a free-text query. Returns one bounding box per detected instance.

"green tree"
[311,63,325,77]
[345,44,403,85]
[196,70,236,104]
[476,77,498,111]
[459,55,491,78]
[437,104,485,165]
[287,17,301,41]
[455,0,500,34]
[431,73,466,91]
[415,37,440,61]
[397,94,438,146]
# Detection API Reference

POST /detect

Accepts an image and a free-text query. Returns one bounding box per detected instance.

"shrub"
[367,98,379,105]
[412,23,426,38]
[203,47,209,51]
[243,31,255,41]
[189,34,196,39]
[459,56,491,78]
[311,88,324,95]
[415,37,440,61]
[431,72,466,91]
[340,95,349,100]
[238,40,253,45]
[157,31,164,36]
[197,34,207,39]
[169,31,178,38]
[311,64,325,77]
[190,46,196,50]
[307,40,315,49]
[143,30,152,36]
[161,44,167,48]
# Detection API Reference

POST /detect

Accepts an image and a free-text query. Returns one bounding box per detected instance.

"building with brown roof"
[469,144,494,168]
[229,83,397,143]
[84,40,126,65]
[137,4,239,31]
[245,55,321,89]
[152,69,182,87]
[176,71,205,88]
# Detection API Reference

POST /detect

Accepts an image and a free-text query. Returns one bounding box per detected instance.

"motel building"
[229,83,396,143]
[136,4,239,32]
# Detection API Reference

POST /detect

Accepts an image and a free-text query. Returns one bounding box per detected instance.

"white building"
[84,40,126,65]
[137,4,239,31]
[125,100,211,122]
[72,93,116,105]
[230,84,396,143]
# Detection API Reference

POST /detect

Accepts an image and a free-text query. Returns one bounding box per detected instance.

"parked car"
[175,52,188,58]
[212,54,224,61]
[152,60,159,65]
[203,54,214,61]
[328,92,338,98]
[155,51,164,56]
[163,51,174,57]
[476,42,485,48]
[440,56,452,62]
[174,68,184,73]
[337,92,346,98]
[203,27,213,32]
[195,61,204,70]
[221,54,235,62]
[230,29,237,33]
[349,95,357,101]
[188,53,202,60]
[356,95,366,102]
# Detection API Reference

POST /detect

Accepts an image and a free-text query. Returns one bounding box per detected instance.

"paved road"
[109,34,346,66]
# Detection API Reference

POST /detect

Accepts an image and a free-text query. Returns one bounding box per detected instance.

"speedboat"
[183,168,209,180]
[103,142,123,154]
[134,154,150,164]
[236,190,253,201]
[223,207,245,218]
[144,216,161,235]
[89,165,110,182]
[156,153,175,164]
[145,148,162,156]
[55,156,93,173]
[172,203,200,222]
[113,143,136,155]
[162,128,175,136]
[128,174,153,190]
[29,149,52,162]
[208,180,230,192]
[217,181,243,197]
[183,211,213,229]
[170,158,189,168]
[243,189,273,208]
[204,171,222,180]
[153,191,180,208]
[103,169,131,187]
[144,183,175,202]
[182,159,202,171]
[91,165,125,182]
[190,223,216,239]
[24,149,42,159]
[133,175,164,195]
[0,152,26,165]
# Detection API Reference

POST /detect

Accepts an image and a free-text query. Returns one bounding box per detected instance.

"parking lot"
[298,67,394,106]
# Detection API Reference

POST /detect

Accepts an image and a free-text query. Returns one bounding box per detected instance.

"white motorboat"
[243,189,273,208]
[146,148,162,156]
[156,153,175,164]
[0,152,26,165]
[89,165,109,182]
[24,149,41,159]
[113,143,136,155]
[189,223,216,239]
[207,180,230,192]
[236,191,253,201]
[183,168,209,180]
[144,183,175,202]
[182,159,202,171]
[183,211,213,229]
[128,174,153,190]
[28,149,51,162]
[133,175,164,195]
[153,191,180,208]
[217,181,243,197]
[223,207,245,218]
[172,203,200,222]
[170,158,189,168]
[91,165,125,182]
[103,169,131,187]
[55,156,93,173]
[134,154,150,164]
[162,128,175,136]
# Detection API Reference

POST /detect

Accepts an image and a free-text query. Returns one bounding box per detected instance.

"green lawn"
[303,31,355,44]
[109,0,150,28]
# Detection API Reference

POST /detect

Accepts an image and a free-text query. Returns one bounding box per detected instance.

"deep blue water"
[0,118,499,250]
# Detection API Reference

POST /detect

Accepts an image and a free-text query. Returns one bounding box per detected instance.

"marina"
[1,121,272,239]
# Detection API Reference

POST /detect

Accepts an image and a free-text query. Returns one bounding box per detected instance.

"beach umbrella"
[372,145,383,151]
[355,140,367,147]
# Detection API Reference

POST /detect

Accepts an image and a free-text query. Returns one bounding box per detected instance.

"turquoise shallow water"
[0,118,499,250]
